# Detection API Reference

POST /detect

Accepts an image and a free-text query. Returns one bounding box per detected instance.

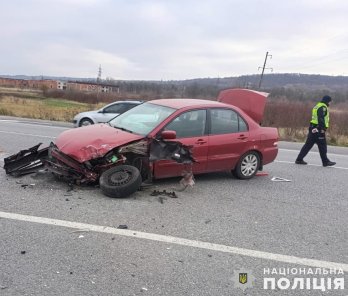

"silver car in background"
[73,100,143,127]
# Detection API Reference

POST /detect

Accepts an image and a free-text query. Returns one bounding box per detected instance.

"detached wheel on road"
[99,165,142,198]
[79,118,93,127]
[233,151,260,179]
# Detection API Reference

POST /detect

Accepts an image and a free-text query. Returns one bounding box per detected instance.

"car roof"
[103,100,143,108]
[111,100,143,104]
[148,98,229,109]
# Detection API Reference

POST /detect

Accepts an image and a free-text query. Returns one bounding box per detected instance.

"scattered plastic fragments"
[20,183,35,188]
[117,225,128,229]
[150,190,178,198]
[271,176,292,182]
[256,171,269,176]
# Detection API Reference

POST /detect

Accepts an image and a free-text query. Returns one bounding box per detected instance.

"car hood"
[55,124,144,162]
[217,88,268,123]
[74,110,98,119]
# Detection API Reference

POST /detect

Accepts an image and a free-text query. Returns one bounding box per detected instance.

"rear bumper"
[262,146,278,165]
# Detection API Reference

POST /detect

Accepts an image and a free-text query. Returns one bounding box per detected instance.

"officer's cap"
[322,95,332,103]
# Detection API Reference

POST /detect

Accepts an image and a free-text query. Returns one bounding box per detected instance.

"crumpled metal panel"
[149,139,195,163]
[55,124,143,163]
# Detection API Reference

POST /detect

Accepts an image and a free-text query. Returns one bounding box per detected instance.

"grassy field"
[0,88,100,121]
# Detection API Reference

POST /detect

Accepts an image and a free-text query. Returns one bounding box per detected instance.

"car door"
[97,103,128,123]
[153,109,209,179]
[206,108,250,172]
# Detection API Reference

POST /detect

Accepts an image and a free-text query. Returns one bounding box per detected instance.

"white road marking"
[0,211,347,272]
[275,160,348,170]
[279,148,348,158]
[0,130,56,139]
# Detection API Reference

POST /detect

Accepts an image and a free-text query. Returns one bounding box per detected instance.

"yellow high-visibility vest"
[310,102,329,128]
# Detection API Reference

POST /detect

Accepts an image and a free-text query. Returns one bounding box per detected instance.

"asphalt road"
[0,117,347,296]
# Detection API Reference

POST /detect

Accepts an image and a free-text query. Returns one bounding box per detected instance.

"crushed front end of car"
[4,142,101,183]
[3,138,195,198]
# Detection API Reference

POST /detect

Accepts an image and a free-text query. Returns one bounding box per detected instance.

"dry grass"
[265,100,348,146]
[278,127,348,147]
[0,96,95,122]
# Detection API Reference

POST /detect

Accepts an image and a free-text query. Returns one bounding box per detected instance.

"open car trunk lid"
[217,88,268,123]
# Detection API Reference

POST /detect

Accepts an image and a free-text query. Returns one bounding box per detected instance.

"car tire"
[233,151,260,179]
[79,118,94,127]
[99,165,142,198]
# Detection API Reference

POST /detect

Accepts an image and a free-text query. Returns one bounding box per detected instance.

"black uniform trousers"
[297,126,330,165]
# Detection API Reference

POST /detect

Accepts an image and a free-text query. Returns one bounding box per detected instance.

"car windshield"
[108,102,176,135]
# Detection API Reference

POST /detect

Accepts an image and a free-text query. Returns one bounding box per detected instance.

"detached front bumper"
[3,143,98,183]
[4,143,48,176]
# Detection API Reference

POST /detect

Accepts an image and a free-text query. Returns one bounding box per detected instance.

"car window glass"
[239,116,248,132]
[124,104,137,111]
[104,104,124,113]
[165,109,206,138]
[109,103,176,136]
[210,109,246,134]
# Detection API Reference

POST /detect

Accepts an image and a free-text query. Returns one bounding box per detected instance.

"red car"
[4,89,278,198]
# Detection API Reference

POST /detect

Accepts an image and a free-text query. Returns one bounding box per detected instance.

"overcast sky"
[1,0,347,80]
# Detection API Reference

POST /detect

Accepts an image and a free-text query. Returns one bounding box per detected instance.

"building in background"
[0,77,119,93]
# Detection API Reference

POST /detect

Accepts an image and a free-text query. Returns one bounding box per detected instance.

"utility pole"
[258,52,273,89]
[96,65,102,103]
[97,64,102,83]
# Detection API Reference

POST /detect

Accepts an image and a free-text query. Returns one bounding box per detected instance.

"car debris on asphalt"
[271,176,292,182]
[117,225,128,229]
[4,139,194,199]
[150,190,178,198]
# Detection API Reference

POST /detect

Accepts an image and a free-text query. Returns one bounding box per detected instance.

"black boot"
[323,161,336,167]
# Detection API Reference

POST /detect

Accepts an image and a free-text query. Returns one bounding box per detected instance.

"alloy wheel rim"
[82,121,92,126]
[241,154,258,176]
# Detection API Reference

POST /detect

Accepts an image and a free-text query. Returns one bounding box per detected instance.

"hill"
[2,73,348,90]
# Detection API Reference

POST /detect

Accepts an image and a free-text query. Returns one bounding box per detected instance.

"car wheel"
[233,151,260,179]
[79,118,93,127]
[99,165,142,198]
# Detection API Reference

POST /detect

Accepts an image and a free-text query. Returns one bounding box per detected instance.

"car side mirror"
[98,109,105,113]
[161,130,176,140]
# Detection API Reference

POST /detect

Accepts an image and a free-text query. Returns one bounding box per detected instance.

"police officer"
[295,95,336,167]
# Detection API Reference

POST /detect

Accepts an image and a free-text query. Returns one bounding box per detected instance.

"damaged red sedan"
[4,89,278,198]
